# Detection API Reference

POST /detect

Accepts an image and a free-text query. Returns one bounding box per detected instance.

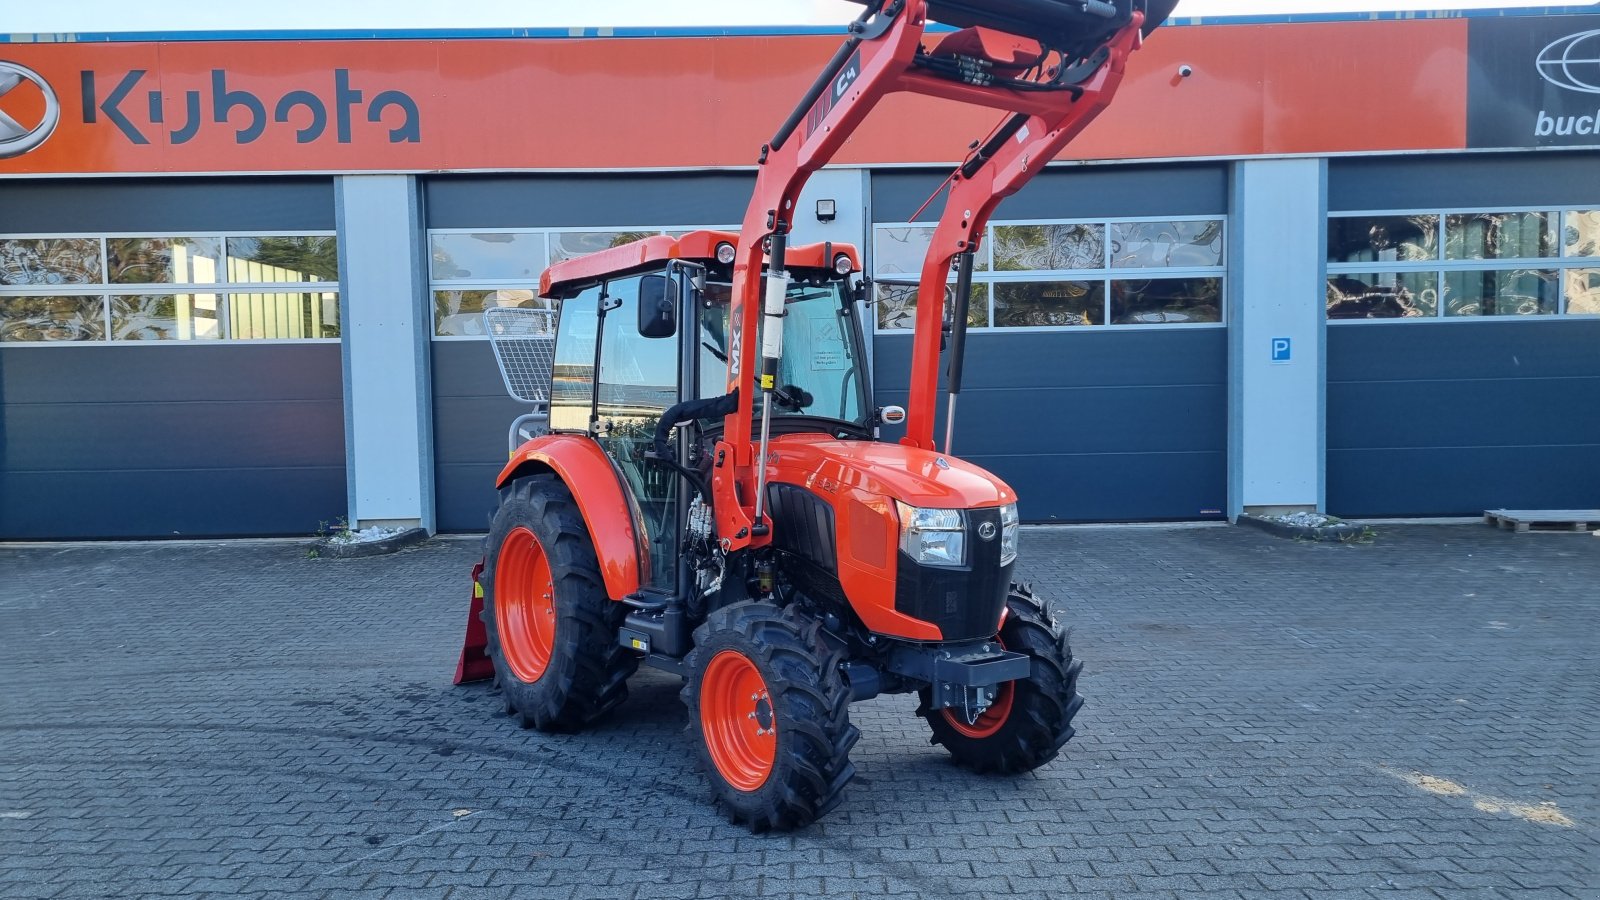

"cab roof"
[539,229,862,299]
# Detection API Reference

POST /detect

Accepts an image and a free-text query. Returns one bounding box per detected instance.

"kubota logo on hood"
[0,61,60,159]
[1537,29,1600,94]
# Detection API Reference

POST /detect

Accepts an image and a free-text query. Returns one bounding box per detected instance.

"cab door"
[591,273,682,591]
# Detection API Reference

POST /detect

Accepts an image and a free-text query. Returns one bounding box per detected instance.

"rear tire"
[682,601,859,831]
[917,584,1084,774]
[482,473,638,732]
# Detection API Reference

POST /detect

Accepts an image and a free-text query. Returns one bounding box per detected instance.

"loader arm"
[717,0,1170,551]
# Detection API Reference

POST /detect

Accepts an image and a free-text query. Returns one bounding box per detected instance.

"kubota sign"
[0,15,1589,176]
[81,68,421,147]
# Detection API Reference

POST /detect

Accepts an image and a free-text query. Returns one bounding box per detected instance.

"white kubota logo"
[1537,29,1600,94]
[0,61,60,159]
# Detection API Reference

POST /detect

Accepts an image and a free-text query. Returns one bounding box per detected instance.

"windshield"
[697,280,869,428]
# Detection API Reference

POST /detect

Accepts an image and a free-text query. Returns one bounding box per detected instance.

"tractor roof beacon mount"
[715,0,1175,554]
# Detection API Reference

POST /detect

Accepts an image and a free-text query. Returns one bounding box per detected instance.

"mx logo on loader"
[0,62,60,159]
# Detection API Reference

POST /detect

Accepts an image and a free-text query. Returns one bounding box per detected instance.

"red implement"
[452,561,493,684]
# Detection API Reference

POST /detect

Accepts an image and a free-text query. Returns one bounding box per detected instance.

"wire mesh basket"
[483,307,557,405]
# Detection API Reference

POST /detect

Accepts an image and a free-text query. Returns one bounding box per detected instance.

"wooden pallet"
[1484,509,1600,533]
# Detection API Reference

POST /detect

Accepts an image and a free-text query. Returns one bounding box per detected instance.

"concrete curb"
[1236,514,1368,542]
[311,527,431,559]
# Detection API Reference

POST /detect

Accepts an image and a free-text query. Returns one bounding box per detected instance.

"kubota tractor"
[456,0,1179,830]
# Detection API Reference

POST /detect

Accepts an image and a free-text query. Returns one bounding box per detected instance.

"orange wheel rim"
[700,650,776,792]
[943,679,1015,739]
[495,526,556,683]
[943,637,1016,739]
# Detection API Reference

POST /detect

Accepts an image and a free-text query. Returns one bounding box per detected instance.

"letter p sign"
[1270,337,1292,364]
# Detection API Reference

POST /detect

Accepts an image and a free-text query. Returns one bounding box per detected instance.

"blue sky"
[8,0,1579,33]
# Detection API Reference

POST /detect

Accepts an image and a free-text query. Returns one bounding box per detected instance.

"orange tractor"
[456,0,1178,830]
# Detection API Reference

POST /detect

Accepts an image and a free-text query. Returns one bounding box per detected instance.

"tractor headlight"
[999,502,1019,566]
[896,501,966,567]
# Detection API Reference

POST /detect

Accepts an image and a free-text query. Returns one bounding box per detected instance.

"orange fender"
[496,433,641,601]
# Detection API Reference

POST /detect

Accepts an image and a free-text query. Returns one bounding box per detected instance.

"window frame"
[0,230,341,345]
[1326,206,1599,324]
[871,214,1228,334]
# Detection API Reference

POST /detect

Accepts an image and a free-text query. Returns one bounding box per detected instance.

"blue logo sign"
[1271,337,1292,363]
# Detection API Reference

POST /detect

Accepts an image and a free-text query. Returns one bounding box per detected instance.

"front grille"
[893,506,1012,641]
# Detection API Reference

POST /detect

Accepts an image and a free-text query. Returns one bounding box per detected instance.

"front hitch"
[884,640,1031,721]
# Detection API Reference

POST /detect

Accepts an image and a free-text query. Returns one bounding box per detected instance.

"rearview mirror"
[638,274,679,339]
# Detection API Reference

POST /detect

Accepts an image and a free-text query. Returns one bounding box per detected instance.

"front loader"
[456,0,1180,830]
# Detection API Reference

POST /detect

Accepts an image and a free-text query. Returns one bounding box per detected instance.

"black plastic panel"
[0,344,345,539]
[1327,320,1600,517]
[766,482,838,571]
[893,506,1012,642]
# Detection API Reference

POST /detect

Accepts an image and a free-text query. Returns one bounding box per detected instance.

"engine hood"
[767,433,1015,509]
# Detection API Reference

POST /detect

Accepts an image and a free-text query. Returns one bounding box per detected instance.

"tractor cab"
[531,230,874,598]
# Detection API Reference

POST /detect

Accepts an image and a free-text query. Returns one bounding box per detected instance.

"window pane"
[1445,211,1556,260]
[430,232,547,280]
[107,238,223,285]
[434,288,550,336]
[1327,272,1437,319]
[1111,221,1223,269]
[111,294,220,340]
[228,292,340,338]
[873,283,987,330]
[1327,215,1438,264]
[550,286,599,431]
[0,238,102,285]
[226,236,338,283]
[1565,210,1600,258]
[1110,278,1222,324]
[993,224,1103,271]
[0,296,105,342]
[874,226,990,275]
[994,281,1105,327]
[549,231,656,263]
[1443,270,1558,317]
[1566,269,1600,315]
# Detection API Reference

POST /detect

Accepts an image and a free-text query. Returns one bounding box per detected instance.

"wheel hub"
[701,651,777,791]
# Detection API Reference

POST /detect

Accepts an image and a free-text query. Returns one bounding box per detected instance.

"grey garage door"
[1326,153,1600,516]
[871,164,1231,522]
[0,178,347,539]
[422,174,759,532]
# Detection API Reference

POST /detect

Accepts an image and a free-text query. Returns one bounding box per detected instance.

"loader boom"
[717,0,1167,552]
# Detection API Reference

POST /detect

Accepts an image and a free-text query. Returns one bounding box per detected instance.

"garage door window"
[0,233,340,342]
[1327,209,1597,320]
[428,227,726,338]
[873,218,1226,332]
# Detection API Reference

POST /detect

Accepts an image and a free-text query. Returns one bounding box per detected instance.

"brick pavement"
[1,524,1596,899]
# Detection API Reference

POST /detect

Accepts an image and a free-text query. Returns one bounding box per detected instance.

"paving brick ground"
[1,524,1596,900]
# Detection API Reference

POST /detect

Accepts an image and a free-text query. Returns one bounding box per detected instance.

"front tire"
[682,602,859,831]
[917,584,1084,774]
[481,473,638,732]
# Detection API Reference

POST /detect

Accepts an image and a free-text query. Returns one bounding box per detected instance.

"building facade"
[1,7,1597,539]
